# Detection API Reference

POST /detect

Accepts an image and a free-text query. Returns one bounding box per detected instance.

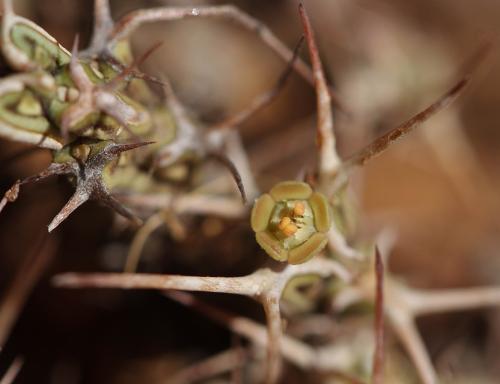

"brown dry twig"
[372,248,384,384]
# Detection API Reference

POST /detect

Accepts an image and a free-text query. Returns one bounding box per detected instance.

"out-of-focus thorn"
[298,3,341,177]
[0,357,24,384]
[107,140,155,156]
[343,42,491,169]
[372,247,385,384]
[207,152,247,204]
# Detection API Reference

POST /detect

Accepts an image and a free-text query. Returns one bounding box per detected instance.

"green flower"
[251,181,331,264]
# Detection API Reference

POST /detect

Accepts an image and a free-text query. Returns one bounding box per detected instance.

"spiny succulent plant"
[0,0,321,232]
[1,2,500,384]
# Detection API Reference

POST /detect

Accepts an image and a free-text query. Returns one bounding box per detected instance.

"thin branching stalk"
[108,4,345,110]
[405,286,500,316]
[164,290,364,381]
[86,0,114,54]
[327,226,363,260]
[118,193,246,218]
[53,257,350,383]
[387,310,436,384]
[54,272,265,296]
[384,275,500,384]
[261,295,282,383]
[164,290,318,370]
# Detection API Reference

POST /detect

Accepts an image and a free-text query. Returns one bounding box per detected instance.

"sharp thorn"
[100,193,143,227]
[108,141,155,155]
[48,190,89,232]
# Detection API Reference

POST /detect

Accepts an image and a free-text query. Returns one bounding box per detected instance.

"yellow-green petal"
[270,181,312,201]
[288,233,327,265]
[308,192,331,233]
[251,193,275,232]
[256,232,288,262]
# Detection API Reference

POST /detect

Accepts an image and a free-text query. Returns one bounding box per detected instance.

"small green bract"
[251,181,331,264]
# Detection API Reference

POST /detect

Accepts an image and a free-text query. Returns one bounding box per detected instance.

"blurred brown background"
[1,0,500,382]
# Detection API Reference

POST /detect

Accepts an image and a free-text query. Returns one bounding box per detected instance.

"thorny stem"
[65,37,149,140]
[262,295,282,384]
[361,271,500,384]
[48,141,150,232]
[4,142,144,231]
[299,4,341,178]
[153,76,201,168]
[166,291,365,384]
[3,3,493,384]
[108,4,346,111]
[0,163,73,216]
[165,290,316,368]
[152,34,300,201]
[372,248,384,384]
[390,282,500,383]
[154,75,257,202]
[388,310,436,384]
[103,41,164,91]
[54,258,350,295]
[404,286,500,317]
[53,272,268,296]
[327,225,363,260]
[53,257,350,383]
[86,0,114,54]
[118,193,246,218]
[1,0,13,14]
